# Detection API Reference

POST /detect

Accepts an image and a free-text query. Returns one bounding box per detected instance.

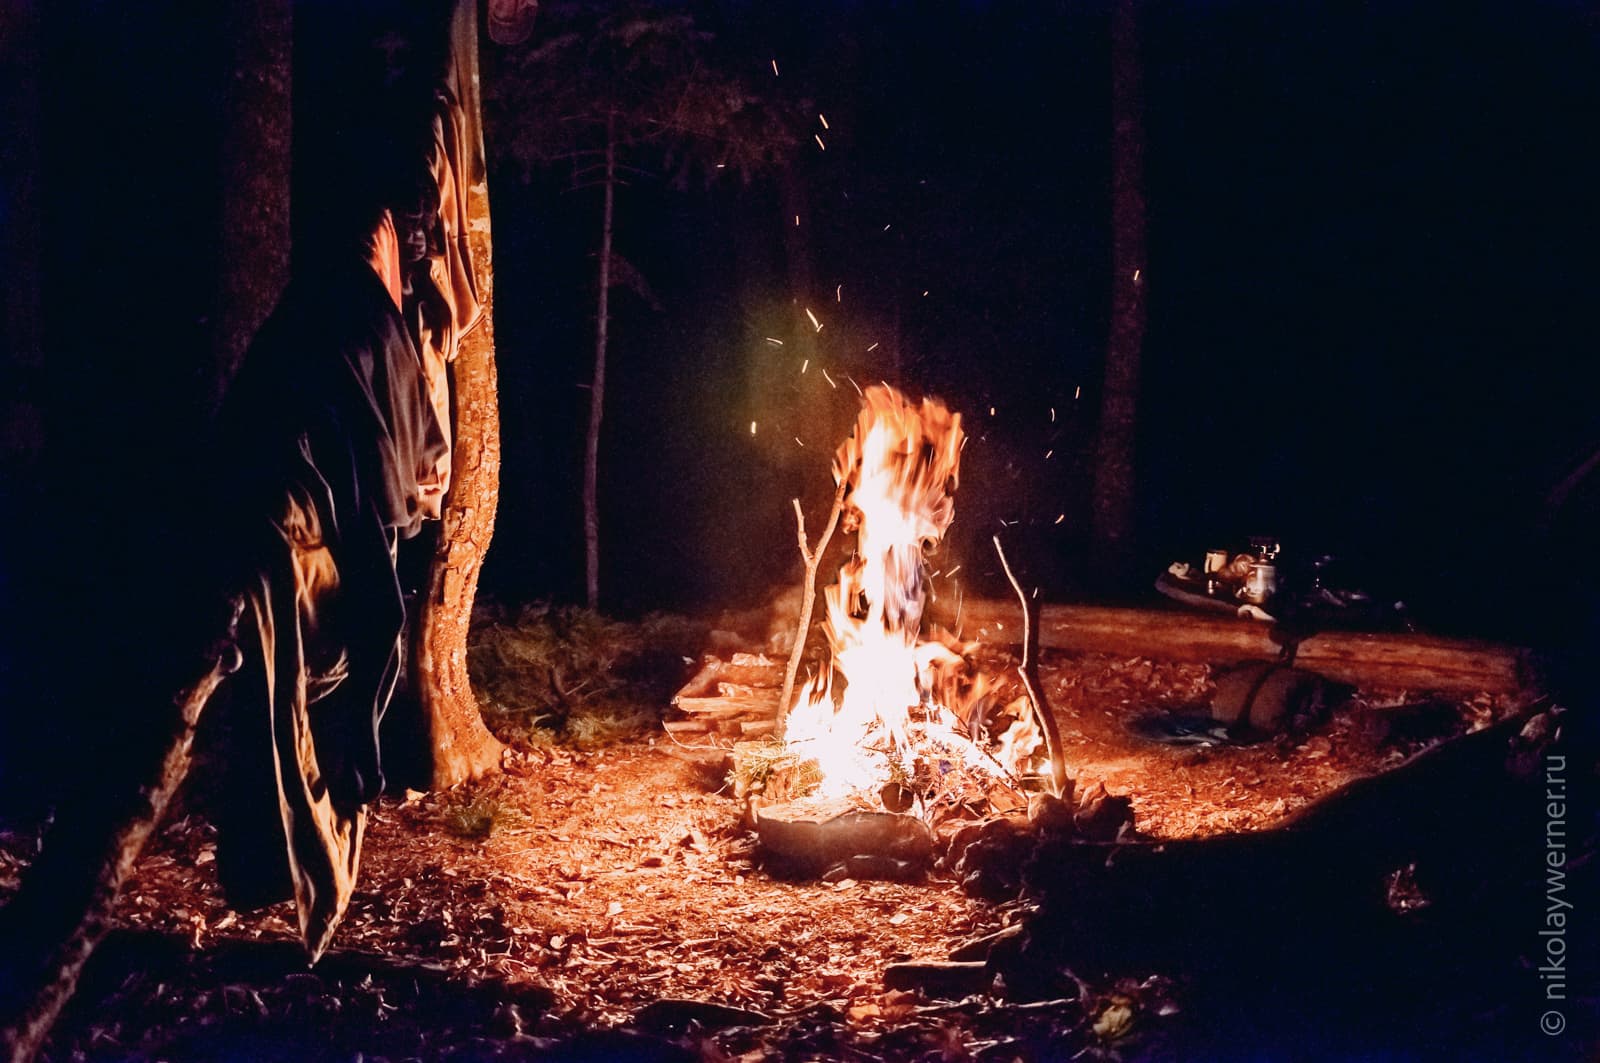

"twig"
[776,480,848,737]
[992,536,1070,796]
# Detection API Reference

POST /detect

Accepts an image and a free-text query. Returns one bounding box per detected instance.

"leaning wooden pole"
[414,0,505,788]
[993,537,1070,797]
[0,642,239,1063]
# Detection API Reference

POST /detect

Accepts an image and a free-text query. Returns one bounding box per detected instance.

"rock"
[1027,792,1077,836]
[1074,782,1134,841]
[755,798,934,878]
[949,923,1027,963]
[942,822,987,869]
[956,819,1034,901]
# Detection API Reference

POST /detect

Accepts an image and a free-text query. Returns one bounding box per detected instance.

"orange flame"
[786,386,1037,809]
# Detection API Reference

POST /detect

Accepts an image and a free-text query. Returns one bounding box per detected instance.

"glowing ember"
[785,385,1047,814]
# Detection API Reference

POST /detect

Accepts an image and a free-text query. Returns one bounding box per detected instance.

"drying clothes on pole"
[210,214,447,960]
[403,84,483,518]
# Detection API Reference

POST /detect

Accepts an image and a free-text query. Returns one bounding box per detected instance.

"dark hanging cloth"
[209,256,446,959]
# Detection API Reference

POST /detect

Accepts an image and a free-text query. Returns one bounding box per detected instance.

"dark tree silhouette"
[492,4,798,609]
[1090,0,1147,584]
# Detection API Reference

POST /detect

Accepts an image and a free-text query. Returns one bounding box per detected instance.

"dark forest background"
[4,0,1600,670]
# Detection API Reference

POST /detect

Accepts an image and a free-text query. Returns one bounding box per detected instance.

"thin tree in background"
[1091,0,1147,583]
[492,4,797,610]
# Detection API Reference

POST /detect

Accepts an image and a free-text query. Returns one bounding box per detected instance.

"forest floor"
[0,605,1574,1062]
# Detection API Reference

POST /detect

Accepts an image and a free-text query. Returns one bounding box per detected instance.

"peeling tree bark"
[413,0,504,789]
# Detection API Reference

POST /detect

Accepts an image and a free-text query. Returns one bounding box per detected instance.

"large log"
[1011,710,1562,979]
[943,599,1527,694]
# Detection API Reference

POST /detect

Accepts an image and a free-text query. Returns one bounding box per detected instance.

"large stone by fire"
[753,797,935,879]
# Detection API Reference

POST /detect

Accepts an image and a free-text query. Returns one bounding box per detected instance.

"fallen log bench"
[942,600,1529,695]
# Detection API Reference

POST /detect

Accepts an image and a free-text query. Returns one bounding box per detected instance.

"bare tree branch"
[777,480,848,736]
[992,536,1069,796]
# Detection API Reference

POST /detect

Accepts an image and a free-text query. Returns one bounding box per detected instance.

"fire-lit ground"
[0,649,1527,1060]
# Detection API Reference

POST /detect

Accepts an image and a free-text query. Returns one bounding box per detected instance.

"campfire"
[666,385,1073,877]
[781,385,1056,815]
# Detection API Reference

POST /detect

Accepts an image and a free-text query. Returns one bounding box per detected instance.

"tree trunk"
[1089,0,1147,584]
[413,0,505,789]
[210,0,291,416]
[583,115,616,611]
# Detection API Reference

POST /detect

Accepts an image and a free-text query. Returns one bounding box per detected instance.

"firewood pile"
[664,653,786,742]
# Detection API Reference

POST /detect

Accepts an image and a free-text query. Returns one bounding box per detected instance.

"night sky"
[11,0,1600,645]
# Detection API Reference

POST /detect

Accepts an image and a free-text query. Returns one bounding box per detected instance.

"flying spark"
[1045,449,1053,460]
[801,359,809,373]
[765,337,784,346]
[805,308,822,331]
[822,369,838,389]
[836,284,842,302]
[989,406,996,416]
[1050,407,1056,422]
[866,342,879,352]
[1074,385,1081,400]
[771,59,780,76]
[883,224,891,232]
[947,565,962,577]
[1055,514,1065,524]
[750,421,757,435]
[819,113,830,129]
[814,134,827,151]
[795,437,805,447]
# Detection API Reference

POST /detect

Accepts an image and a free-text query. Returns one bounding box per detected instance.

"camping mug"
[1242,562,1277,605]
[1204,549,1229,574]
